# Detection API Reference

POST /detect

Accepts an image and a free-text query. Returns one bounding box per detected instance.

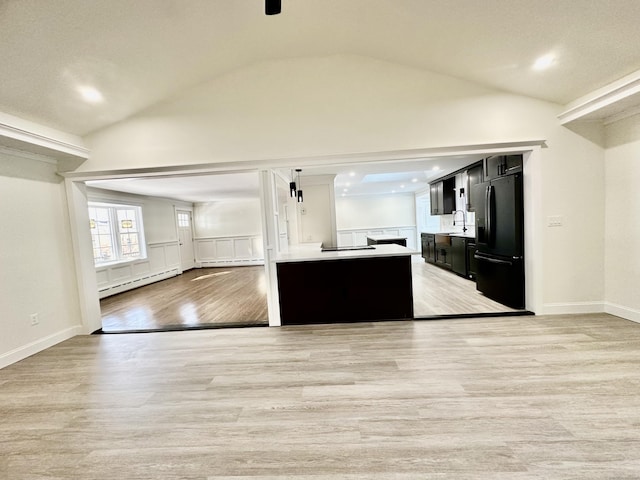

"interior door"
[176,210,195,271]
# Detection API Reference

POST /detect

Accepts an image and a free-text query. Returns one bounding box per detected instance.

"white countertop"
[276,243,419,263]
[423,230,476,239]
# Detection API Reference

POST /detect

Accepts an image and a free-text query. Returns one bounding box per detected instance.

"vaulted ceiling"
[2,0,640,137]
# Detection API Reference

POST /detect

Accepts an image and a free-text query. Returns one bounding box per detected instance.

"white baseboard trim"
[0,325,83,370]
[541,301,605,315]
[604,302,640,324]
[98,268,180,299]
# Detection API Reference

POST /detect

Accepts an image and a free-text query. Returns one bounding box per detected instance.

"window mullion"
[111,207,122,260]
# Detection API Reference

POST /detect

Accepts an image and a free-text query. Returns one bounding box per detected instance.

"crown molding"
[558,70,640,125]
[0,118,89,162]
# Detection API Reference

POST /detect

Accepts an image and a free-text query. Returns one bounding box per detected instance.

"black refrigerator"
[472,172,524,309]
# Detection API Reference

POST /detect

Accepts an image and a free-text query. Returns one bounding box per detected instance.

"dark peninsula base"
[277,255,414,325]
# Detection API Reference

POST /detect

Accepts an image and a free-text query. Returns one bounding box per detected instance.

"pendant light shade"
[289,181,297,197]
[295,168,303,203]
[265,0,281,15]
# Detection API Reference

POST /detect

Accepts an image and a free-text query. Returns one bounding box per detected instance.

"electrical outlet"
[30,313,39,326]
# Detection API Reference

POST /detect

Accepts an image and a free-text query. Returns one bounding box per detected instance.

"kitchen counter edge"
[276,243,419,263]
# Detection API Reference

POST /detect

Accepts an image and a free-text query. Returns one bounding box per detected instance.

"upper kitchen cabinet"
[429,177,456,215]
[465,161,484,212]
[484,154,523,181]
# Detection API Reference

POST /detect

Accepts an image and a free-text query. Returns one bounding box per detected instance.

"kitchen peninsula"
[276,243,417,325]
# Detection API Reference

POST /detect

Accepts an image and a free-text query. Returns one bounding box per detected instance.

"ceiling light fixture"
[349,172,356,177]
[78,86,104,104]
[533,53,555,71]
[265,0,281,15]
[412,178,418,183]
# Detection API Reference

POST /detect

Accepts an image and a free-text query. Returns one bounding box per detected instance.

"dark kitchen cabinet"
[466,162,484,212]
[484,154,523,181]
[467,242,477,279]
[434,234,452,270]
[421,233,436,263]
[429,177,455,215]
[451,236,467,277]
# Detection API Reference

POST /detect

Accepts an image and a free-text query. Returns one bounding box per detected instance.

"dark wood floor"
[100,266,269,332]
[3,313,640,478]
[101,261,517,332]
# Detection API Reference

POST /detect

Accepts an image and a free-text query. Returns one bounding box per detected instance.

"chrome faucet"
[452,210,467,232]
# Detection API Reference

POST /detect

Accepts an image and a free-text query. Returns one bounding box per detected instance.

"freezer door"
[475,252,524,309]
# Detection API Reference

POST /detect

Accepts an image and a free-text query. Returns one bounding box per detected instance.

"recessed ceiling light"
[391,190,396,193]
[533,54,555,71]
[78,85,104,103]
[349,172,356,177]
[432,166,439,171]
[346,182,351,187]
[400,184,405,188]
[343,188,348,193]
[412,178,418,183]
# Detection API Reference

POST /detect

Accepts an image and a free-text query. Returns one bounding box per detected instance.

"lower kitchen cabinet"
[421,233,436,263]
[435,234,452,270]
[467,242,477,279]
[451,236,467,276]
[422,232,475,280]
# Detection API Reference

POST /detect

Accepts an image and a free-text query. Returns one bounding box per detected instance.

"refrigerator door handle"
[485,185,494,247]
[474,253,513,266]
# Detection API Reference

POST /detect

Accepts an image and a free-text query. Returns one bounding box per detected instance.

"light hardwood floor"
[2,313,640,478]
[100,261,518,332]
[412,260,520,316]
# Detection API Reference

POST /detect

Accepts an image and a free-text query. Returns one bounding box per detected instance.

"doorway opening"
[84,171,270,333]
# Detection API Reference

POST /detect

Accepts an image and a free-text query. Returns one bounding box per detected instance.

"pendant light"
[289,169,297,198]
[296,169,303,203]
[265,0,281,15]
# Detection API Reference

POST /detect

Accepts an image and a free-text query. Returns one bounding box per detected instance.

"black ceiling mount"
[266,0,281,15]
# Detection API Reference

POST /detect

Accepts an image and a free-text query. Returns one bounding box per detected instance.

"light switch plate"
[547,215,563,227]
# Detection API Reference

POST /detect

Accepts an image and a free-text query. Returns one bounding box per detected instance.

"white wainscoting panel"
[96,241,181,299]
[337,226,417,250]
[195,235,265,267]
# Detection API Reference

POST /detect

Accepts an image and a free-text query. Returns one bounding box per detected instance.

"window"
[88,202,146,265]
[177,212,190,228]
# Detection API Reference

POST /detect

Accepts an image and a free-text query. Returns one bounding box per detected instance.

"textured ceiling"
[2,0,640,136]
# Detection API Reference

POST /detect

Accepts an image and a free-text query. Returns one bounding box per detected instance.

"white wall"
[192,198,264,266]
[295,175,337,245]
[83,54,568,171]
[0,150,82,368]
[194,199,262,237]
[537,126,605,311]
[336,193,415,230]
[604,114,640,321]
